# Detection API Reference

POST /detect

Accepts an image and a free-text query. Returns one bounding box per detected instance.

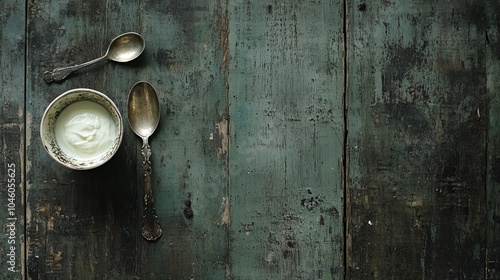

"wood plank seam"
[342,0,349,279]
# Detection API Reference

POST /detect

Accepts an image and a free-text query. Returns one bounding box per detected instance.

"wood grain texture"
[486,2,500,279]
[26,0,228,278]
[0,0,25,278]
[347,0,487,279]
[228,1,345,279]
[5,0,498,278]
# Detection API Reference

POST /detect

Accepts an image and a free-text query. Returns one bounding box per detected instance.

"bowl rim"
[40,88,124,170]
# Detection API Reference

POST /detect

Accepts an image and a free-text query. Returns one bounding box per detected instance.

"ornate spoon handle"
[43,56,105,83]
[141,137,162,241]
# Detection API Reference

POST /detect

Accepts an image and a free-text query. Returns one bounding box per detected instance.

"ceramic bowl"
[40,88,123,170]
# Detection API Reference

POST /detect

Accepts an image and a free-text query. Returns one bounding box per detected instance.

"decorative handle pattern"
[43,67,77,83]
[43,56,105,83]
[141,138,162,241]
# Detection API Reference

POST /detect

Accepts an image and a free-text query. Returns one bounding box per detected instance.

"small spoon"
[44,32,145,83]
[127,81,162,241]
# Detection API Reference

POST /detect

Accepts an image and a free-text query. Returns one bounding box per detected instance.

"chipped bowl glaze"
[40,88,123,170]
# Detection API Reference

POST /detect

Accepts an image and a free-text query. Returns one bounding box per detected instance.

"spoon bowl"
[128,81,162,241]
[44,32,145,83]
[106,32,145,63]
[128,82,160,138]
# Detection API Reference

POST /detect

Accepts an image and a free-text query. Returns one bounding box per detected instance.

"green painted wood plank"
[21,0,497,278]
[26,0,228,278]
[486,2,500,279]
[347,1,487,278]
[0,0,25,278]
[228,1,345,279]
[127,1,230,278]
[27,1,141,278]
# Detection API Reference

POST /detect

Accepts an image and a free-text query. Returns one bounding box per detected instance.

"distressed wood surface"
[487,2,500,279]
[347,0,488,279]
[228,1,344,279]
[1,0,499,279]
[26,0,228,278]
[0,0,25,278]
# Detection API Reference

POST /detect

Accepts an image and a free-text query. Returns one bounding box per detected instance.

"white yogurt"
[55,101,116,160]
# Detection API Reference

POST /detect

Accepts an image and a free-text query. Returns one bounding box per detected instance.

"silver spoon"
[127,81,162,241]
[44,32,145,83]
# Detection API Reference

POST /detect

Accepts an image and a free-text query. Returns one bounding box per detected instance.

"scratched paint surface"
[486,2,500,278]
[0,0,25,278]
[228,1,345,278]
[347,0,488,278]
[3,0,500,279]
[26,0,228,278]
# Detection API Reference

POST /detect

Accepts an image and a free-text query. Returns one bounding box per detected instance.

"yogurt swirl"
[55,101,116,160]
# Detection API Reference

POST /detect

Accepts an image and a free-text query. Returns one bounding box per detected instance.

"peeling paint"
[216,119,229,156]
[26,202,32,226]
[45,248,63,273]
[216,3,230,75]
[25,112,33,176]
[37,203,50,213]
[46,217,54,231]
[225,263,231,279]
[52,251,62,262]
[265,251,275,263]
[219,197,230,226]
[408,198,423,208]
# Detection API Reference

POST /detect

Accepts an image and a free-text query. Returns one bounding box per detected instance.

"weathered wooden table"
[1,0,499,279]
